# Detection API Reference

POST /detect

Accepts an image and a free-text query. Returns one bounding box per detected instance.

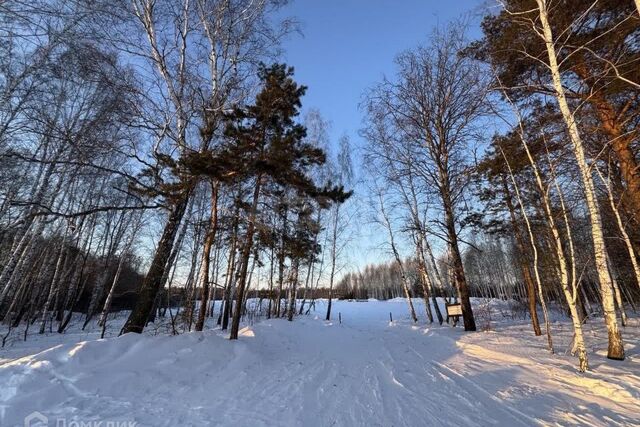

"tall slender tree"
[363,24,488,331]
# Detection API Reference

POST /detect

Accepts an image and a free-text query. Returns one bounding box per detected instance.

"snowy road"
[1,299,639,426]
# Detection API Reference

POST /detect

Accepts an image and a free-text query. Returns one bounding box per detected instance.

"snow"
[1,299,639,426]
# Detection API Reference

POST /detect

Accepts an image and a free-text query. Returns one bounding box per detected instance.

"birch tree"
[325,135,354,321]
[532,0,625,360]
[363,24,488,331]
[372,183,418,323]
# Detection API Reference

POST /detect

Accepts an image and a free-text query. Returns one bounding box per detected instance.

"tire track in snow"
[430,361,539,426]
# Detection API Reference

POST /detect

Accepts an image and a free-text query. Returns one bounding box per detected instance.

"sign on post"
[445,303,463,326]
[446,303,462,316]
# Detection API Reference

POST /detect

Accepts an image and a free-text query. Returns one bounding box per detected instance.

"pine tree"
[223,64,350,339]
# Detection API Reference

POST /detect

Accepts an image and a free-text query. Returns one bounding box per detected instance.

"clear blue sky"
[277,0,488,272]
[278,0,486,152]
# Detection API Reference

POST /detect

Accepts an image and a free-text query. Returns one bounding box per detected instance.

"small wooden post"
[339,312,342,324]
[389,312,393,323]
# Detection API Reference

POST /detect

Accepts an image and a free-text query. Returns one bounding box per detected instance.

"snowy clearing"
[1,299,639,427]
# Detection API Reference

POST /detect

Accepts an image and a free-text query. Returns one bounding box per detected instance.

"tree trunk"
[276,205,288,318]
[220,206,239,329]
[267,242,275,319]
[325,205,339,321]
[299,258,314,315]
[501,176,542,336]
[377,191,418,323]
[570,72,640,227]
[229,175,262,340]
[415,240,434,323]
[38,231,70,334]
[607,258,627,327]
[501,154,555,352]
[596,165,640,292]
[287,259,300,321]
[441,191,476,331]
[120,189,191,335]
[195,180,220,332]
[536,0,624,361]
[99,254,126,331]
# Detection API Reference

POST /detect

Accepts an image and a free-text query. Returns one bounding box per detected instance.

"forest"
[1,1,640,425]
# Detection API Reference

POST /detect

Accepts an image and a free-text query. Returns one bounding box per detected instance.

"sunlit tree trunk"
[536,0,624,361]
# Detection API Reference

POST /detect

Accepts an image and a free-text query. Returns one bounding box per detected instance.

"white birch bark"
[535,0,624,361]
[499,148,555,355]
[376,190,418,323]
[496,92,587,368]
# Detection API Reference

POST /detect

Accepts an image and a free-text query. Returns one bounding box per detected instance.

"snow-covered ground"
[1,299,639,426]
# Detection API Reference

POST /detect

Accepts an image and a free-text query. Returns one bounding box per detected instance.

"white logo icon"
[24,411,48,427]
